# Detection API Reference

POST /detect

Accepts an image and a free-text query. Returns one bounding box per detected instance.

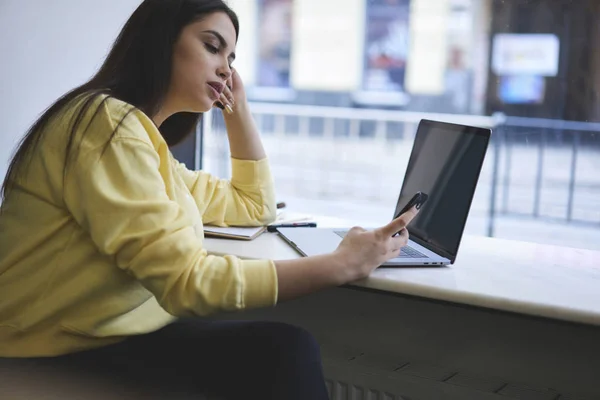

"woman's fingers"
[230,67,241,90]
[214,80,235,114]
[391,228,409,251]
[379,206,419,237]
[219,90,234,114]
[223,81,234,104]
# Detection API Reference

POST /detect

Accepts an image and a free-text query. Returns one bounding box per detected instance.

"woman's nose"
[217,64,232,81]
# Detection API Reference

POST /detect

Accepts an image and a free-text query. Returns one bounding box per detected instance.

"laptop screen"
[393,119,491,262]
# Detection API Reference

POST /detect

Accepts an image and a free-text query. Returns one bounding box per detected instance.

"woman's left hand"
[214,68,246,115]
[215,67,266,160]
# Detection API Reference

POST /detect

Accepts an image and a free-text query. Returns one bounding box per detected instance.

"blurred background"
[1,0,599,250]
[203,0,600,250]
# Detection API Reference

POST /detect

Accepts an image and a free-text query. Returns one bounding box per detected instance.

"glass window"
[256,0,293,88]
[363,0,410,93]
[205,0,600,251]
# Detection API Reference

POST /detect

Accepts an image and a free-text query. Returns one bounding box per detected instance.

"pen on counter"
[267,222,317,232]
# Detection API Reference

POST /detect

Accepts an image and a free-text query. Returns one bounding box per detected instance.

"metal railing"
[201,103,600,237]
[495,117,600,225]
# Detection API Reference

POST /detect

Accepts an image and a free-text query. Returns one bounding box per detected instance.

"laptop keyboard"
[397,246,427,259]
[334,231,427,259]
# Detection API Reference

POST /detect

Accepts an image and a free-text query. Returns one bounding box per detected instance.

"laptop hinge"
[409,231,455,262]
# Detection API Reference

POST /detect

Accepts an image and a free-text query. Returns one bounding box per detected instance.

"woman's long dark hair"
[1,0,239,200]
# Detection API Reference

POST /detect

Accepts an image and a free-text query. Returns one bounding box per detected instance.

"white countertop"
[204,218,600,327]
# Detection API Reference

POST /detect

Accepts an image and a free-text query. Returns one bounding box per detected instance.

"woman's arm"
[173,68,276,226]
[173,157,276,226]
[222,101,265,160]
[274,213,416,302]
[65,103,278,316]
[219,68,265,161]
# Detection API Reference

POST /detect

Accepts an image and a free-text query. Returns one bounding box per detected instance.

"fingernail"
[225,104,233,114]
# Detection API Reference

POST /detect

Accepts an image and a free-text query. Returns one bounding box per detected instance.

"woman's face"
[168,12,237,113]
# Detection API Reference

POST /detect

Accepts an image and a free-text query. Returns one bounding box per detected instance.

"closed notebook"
[203,226,267,240]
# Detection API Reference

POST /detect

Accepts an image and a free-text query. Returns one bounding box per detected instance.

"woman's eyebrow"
[201,30,236,62]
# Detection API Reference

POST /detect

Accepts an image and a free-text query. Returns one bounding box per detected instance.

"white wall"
[0,0,141,184]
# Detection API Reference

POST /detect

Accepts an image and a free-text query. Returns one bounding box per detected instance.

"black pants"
[3,320,330,400]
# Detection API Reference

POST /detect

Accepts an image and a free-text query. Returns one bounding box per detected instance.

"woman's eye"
[205,44,219,54]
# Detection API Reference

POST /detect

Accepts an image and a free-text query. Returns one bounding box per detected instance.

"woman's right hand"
[273,207,419,302]
[333,206,419,282]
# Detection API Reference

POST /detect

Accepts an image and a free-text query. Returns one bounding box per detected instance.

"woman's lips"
[207,82,224,101]
[207,84,220,100]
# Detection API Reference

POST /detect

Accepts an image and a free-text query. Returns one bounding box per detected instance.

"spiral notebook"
[203,225,267,240]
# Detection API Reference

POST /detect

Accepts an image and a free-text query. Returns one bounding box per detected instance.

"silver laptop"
[277,119,491,266]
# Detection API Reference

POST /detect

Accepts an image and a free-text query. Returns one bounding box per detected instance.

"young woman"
[0,0,416,398]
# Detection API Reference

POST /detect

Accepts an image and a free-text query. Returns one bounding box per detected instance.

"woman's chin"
[187,103,213,114]
[185,97,215,113]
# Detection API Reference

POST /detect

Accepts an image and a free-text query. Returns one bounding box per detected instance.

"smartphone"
[393,191,428,236]
[395,191,429,217]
